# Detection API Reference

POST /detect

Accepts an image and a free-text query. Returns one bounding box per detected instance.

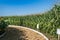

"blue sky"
[0,0,58,16]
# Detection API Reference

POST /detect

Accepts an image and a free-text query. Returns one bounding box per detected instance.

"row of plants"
[2,4,60,39]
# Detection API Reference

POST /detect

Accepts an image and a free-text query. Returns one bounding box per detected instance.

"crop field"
[0,4,60,40]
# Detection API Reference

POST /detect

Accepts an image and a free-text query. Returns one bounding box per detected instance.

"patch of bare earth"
[0,26,46,40]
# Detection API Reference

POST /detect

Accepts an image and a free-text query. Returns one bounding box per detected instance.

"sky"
[0,0,59,16]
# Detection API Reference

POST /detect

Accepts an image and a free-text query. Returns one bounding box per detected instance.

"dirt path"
[0,26,46,40]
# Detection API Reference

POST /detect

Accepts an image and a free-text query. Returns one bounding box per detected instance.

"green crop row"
[2,4,60,38]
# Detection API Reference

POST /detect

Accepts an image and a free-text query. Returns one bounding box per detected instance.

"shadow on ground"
[0,27,26,40]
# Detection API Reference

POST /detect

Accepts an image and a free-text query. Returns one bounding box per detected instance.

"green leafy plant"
[0,19,8,33]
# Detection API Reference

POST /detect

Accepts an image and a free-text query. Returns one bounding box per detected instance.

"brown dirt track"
[0,26,46,40]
